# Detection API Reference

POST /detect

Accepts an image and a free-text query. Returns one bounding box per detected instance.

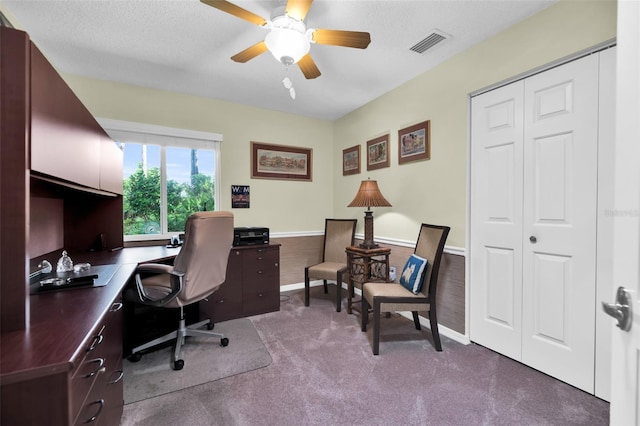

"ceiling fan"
[201,0,371,80]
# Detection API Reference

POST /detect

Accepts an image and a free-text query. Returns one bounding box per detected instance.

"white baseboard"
[279,281,470,345]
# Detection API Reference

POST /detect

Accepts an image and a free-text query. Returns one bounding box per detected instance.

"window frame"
[97,118,222,242]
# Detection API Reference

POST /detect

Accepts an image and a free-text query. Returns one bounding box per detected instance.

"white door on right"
[520,54,599,392]
[608,0,640,423]
[470,51,606,394]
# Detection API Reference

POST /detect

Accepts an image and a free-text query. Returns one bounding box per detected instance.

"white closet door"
[469,81,525,360]
[521,54,599,393]
[471,52,604,394]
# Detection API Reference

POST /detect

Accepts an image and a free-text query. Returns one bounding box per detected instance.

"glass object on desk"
[56,250,74,273]
[74,262,91,273]
[39,259,53,274]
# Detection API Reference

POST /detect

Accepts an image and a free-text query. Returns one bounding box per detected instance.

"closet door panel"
[522,54,599,393]
[469,81,524,360]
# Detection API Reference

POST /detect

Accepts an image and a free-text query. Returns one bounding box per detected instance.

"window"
[98,119,222,241]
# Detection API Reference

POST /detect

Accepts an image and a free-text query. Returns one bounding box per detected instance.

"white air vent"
[409,30,450,54]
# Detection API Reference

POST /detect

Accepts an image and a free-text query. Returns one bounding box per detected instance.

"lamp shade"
[348,179,391,249]
[347,180,392,209]
[265,27,310,65]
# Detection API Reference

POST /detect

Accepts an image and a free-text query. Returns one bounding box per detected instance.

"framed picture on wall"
[366,134,390,171]
[251,141,312,181]
[398,120,430,164]
[231,185,250,208]
[342,145,361,176]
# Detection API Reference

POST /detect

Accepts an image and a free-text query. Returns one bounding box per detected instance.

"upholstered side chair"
[125,211,234,370]
[361,223,450,354]
[305,218,357,312]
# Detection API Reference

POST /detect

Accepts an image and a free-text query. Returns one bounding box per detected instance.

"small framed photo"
[231,185,250,208]
[342,145,361,176]
[251,141,312,181]
[398,120,430,164]
[366,134,390,171]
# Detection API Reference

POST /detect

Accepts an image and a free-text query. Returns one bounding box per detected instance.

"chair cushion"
[399,254,428,294]
[307,262,347,281]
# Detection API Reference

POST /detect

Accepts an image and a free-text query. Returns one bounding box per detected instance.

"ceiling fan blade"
[298,54,321,79]
[312,29,371,49]
[286,0,313,22]
[231,41,268,63]
[200,0,267,26]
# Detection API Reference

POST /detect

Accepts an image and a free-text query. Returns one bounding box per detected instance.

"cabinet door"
[30,44,101,189]
[242,247,280,316]
[202,249,243,322]
[100,134,123,194]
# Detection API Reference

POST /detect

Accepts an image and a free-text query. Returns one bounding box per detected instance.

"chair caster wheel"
[221,337,229,347]
[128,353,142,362]
[207,322,214,330]
[173,359,184,370]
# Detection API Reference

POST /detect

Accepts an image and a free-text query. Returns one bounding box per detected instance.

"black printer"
[233,227,269,246]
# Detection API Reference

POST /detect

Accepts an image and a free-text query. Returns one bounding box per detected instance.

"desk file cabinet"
[201,244,280,322]
[1,295,125,426]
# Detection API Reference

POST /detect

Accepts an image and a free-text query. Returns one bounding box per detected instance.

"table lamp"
[348,179,391,249]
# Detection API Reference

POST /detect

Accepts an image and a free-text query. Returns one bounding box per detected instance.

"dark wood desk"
[1,244,280,425]
[346,246,391,314]
[0,245,177,426]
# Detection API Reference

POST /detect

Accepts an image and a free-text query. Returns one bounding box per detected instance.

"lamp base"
[359,210,378,249]
[358,241,379,249]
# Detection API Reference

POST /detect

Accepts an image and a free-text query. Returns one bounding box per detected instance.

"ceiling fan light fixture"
[265,27,310,65]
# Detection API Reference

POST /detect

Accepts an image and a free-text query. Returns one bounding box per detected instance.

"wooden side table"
[346,246,391,314]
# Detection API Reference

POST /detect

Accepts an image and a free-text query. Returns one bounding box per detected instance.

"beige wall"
[63,76,335,233]
[9,0,616,246]
[333,0,616,248]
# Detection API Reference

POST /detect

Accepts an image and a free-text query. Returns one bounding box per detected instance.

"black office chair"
[125,211,234,370]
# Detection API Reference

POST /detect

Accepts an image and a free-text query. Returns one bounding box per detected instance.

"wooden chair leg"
[304,267,310,307]
[412,311,421,330]
[335,272,342,312]
[361,295,369,331]
[323,280,328,293]
[429,307,442,352]
[372,299,381,355]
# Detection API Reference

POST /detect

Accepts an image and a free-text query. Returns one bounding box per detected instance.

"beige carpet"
[123,318,272,404]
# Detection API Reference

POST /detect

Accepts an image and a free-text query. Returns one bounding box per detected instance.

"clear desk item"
[56,250,74,273]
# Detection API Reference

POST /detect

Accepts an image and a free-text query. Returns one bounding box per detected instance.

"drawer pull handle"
[257,270,264,275]
[109,370,124,384]
[257,256,264,260]
[87,331,104,352]
[84,358,105,378]
[85,399,104,423]
[110,302,123,312]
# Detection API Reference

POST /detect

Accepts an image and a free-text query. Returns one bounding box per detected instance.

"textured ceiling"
[3,0,555,120]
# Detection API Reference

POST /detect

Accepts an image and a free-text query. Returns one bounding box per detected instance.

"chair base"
[304,268,344,312]
[361,296,442,355]
[129,309,228,370]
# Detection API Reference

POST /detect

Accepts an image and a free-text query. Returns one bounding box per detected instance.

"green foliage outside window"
[123,165,215,235]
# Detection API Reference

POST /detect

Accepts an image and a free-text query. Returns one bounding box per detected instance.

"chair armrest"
[133,263,185,307]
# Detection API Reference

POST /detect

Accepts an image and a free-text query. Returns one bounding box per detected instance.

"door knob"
[602,286,633,331]
[529,236,537,243]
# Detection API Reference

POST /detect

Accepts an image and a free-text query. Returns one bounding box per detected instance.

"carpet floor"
[120,288,609,425]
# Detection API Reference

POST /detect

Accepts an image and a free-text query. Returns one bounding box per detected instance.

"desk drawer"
[244,247,278,265]
[71,300,123,425]
[71,325,108,422]
[243,289,280,316]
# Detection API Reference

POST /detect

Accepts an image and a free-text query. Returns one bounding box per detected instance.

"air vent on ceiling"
[409,30,450,54]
